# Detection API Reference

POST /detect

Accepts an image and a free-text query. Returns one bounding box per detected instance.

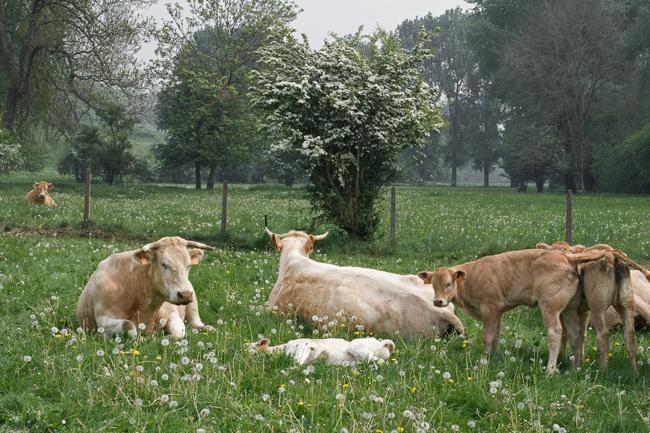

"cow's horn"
[264,227,274,238]
[186,240,215,250]
[140,241,161,252]
[312,231,329,241]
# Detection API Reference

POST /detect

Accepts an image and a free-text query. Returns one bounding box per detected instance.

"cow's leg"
[590,310,610,369]
[96,315,137,339]
[481,310,502,352]
[561,308,587,365]
[540,307,563,374]
[184,295,215,332]
[615,304,637,371]
[162,307,186,338]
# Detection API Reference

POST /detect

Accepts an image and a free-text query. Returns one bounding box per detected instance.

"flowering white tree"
[253,30,443,239]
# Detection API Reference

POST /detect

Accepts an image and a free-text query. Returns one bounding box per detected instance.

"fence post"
[83,167,91,224]
[565,189,573,244]
[390,186,396,249]
[220,181,228,237]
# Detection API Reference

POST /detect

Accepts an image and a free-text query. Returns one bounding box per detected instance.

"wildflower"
[22,355,32,363]
[402,410,414,419]
[200,408,210,417]
[150,380,159,387]
[162,373,169,381]
[341,429,349,433]
[552,425,560,432]
[490,387,498,395]
[134,398,143,407]
[96,349,105,357]
[181,356,190,365]
[262,393,270,402]
[112,348,119,355]
[138,323,146,330]
[197,429,206,433]
[76,354,84,363]
[160,394,170,403]
[254,414,264,421]
[336,393,344,401]
[451,425,460,432]
[376,374,384,382]
[480,357,488,365]
[468,420,476,428]
[169,400,178,408]
[279,385,286,394]
[442,371,451,380]
[136,365,144,372]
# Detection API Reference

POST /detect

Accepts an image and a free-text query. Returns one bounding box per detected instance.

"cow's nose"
[433,300,444,307]
[177,290,194,303]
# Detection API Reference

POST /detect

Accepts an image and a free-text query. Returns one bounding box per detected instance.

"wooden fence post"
[220,181,228,237]
[83,167,91,224]
[390,186,396,249]
[565,189,573,244]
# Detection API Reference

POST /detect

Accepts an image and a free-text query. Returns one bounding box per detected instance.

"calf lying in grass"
[418,248,613,373]
[25,181,55,206]
[249,337,395,366]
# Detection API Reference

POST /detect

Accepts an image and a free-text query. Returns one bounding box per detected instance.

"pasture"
[2,175,650,432]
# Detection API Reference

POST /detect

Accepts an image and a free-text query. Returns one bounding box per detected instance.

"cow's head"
[264,227,329,256]
[134,236,214,305]
[33,181,53,200]
[418,267,466,308]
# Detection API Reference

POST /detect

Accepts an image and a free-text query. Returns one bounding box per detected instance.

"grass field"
[2,174,650,432]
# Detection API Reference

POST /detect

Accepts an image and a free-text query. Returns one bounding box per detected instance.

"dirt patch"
[1,225,150,243]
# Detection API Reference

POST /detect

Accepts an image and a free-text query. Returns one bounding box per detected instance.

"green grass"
[2,174,650,432]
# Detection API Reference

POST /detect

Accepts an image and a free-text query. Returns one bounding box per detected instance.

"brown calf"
[25,181,56,206]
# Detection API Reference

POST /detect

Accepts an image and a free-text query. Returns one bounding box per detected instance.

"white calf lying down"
[249,337,395,365]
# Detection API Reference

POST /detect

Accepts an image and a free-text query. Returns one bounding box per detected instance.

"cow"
[77,236,215,338]
[577,257,636,370]
[536,241,650,329]
[265,228,464,338]
[249,337,395,366]
[417,248,613,373]
[25,181,55,206]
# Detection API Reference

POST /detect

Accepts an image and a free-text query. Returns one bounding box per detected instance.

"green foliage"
[0,127,22,175]
[594,124,650,193]
[253,30,443,239]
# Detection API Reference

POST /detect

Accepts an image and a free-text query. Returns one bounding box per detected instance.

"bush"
[0,128,23,175]
[594,124,650,193]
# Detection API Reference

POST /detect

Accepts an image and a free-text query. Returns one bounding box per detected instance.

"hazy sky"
[138,0,470,62]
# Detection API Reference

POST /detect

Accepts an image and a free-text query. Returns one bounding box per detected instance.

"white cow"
[265,228,464,337]
[249,337,395,365]
[77,236,215,338]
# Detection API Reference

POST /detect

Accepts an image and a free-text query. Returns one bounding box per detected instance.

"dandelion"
[97,327,104,334]
[138,323,146,331]
[514,339,522,349]
[262,393,270,402]
[468,420,476,428]
[162,373,169,381]
[96,349,105,357]
[254,414,264,421]
[134,398,143,407]
[160,394,170,403]
[336,393,344,401]
[442,371,451,380]
[197,429,206,433]
[136,365,144,372]
[169,400,178,408]
[490,387,498,395]
[402,410,414,419]
[451,425,459,432]
[161,339,170,347]
[480,357,488,365]
[22,355,32,363]
[76,354,84,363]
[552,424,560,432]
[200,408,210,417]
[181,356,190,365]
[112,347,120,355]
[150,380,159,387]
[341,429,349,433]
[376,374,384,382]
[279,385,286,394]
[517,402,525,410]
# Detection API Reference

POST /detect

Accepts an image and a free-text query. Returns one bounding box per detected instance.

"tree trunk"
[451,160,457,187]
[483,163,490,188]
[3,87,18,131]
[206,166,217,190]
[194,161,202,190]
[536,178,545,193]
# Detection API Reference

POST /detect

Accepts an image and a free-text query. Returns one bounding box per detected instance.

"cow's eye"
[161,263,169,269]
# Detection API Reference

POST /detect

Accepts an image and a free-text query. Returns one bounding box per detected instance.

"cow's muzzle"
[174,290,194,305]
[433,299,447,308]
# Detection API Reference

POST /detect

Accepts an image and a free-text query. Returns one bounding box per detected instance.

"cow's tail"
[609,250,650,282]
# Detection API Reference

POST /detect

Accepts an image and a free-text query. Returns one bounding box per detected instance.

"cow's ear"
[257,338,270,352]
[189,248,204,265]
[383,339,395,353]
[47,183,54,189]
[134,250,151,265]
[453,269,467,283]
[417,271,433,284]
[271,234,282,252]
[32,183,39,189]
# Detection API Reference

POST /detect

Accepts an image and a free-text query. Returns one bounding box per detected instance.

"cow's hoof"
[200,324,216,332]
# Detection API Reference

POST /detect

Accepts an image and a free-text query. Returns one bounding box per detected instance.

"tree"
[253,31,443,239]
[468,0,623,192]
[501,112,564,192]
[154,0,297,189]
[0,0,153,133]
[398,9,479,187]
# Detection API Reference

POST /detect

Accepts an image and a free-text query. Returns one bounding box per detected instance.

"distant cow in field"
[25,181,55,206]
[77,236,215,338]
[265,228,464,338]
[249,337,395,365]
[418,248,613,373]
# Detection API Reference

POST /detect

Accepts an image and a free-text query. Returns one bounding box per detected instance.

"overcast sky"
[138,0,470,63]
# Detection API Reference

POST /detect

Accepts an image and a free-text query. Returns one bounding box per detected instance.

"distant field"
[2,174,650,432]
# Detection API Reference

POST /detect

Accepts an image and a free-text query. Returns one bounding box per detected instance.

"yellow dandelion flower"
[54,334,63,339]
[411,386,417,393]
[608,352,612,358]
[391,358,398,364]
[342,383,350,389]
[467,376,473,382]
[397,427,405,433]
[375,429,383,433]
[297,400,304,406]
[132,349,141,356]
